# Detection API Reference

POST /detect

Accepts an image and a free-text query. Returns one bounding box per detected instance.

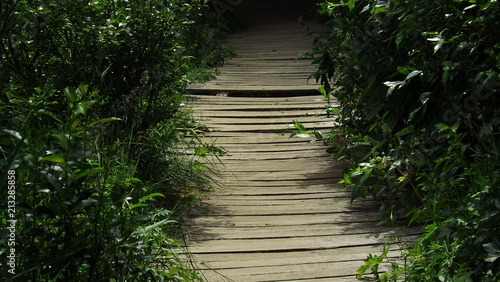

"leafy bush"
[1,0,225,280]
[1,88,199,280]
[308,0,500,280]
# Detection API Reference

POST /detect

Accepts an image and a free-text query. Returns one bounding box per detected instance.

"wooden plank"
[205,123,334,133]
[188,85,320,93]
[187,94,328,102]
[193,104,324,111]
[189,202,380,216]
[186,212,391,228]
[194,261,391,282]
[186,224,418,241]
[187,232,409,253]
[193,110,326,118]
[205,193,352,201]
[221,153,330,161]
[213,161,339,171]
[216,141,331,149]
[191,246,399,265]
[189,98,327,105]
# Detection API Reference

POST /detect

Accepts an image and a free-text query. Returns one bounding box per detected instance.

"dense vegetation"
[0,0,228,280]
[308,0,499,280]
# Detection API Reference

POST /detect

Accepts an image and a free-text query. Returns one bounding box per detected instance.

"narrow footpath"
[184,2,416,281]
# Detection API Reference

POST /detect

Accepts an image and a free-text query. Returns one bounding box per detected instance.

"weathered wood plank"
[193,110,327,118]
[186,224,418,242]
[208,191,349,201]
[188,232,405,253]
[187,95,328,102]
[194,261,392,282]
[186,212,391,228]
[193,103,326,111]
[189,202,380,216]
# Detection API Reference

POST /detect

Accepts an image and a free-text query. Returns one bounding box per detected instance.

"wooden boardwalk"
[183,6,416,281]
[187,20,322,94]
[184,95,416,281]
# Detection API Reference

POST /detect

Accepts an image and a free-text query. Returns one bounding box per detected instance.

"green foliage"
[1,0,227,280]
[357,238,405,281]
[1,87,204,280]
[310,0,500,280]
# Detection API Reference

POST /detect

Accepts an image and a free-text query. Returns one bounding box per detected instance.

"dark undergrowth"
[0,0,231,280]
[298,0,500,281]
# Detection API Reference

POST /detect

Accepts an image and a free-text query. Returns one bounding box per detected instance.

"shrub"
[1,87,200,280]
[1,0,225,280]
[308,0,500,280]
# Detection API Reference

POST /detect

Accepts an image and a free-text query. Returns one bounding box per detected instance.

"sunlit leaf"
[139,193,165,203]
[81,199,99,207]
[406,70,422,81]
[41,171,63,195]
[434,38,445,53]
[41,155,66,164]
[3,129,22,140]
[143,218,176,233]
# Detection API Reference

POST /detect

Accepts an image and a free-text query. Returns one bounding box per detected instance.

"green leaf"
[64,86,77,104]
[347,0,356,12]
[293,120,307,133]
[340,172,352,184]
[434,37,445,54]
[419,92,431,104]
[3,129,23,140]
[397,66,410,75]
[75,100,95,116]
[384,81,403,97]
[395,126,412,138]
[41,171,63,195]
[139,193,165,203]
[143,218,176,233]
[406,70,422,81]
[88,117,121,127]
[317,85,327,97]
[69,168,105,184]
[314,131,323,141]
[39,109,64,125]
[357,264,370,278]
[129,203,147,209]
[483,243,500,262]
[41,155,66,164]
[52,132,69,150]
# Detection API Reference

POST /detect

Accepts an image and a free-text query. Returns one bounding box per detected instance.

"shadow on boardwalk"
[183,95,417,281]
[183,2,417,281]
